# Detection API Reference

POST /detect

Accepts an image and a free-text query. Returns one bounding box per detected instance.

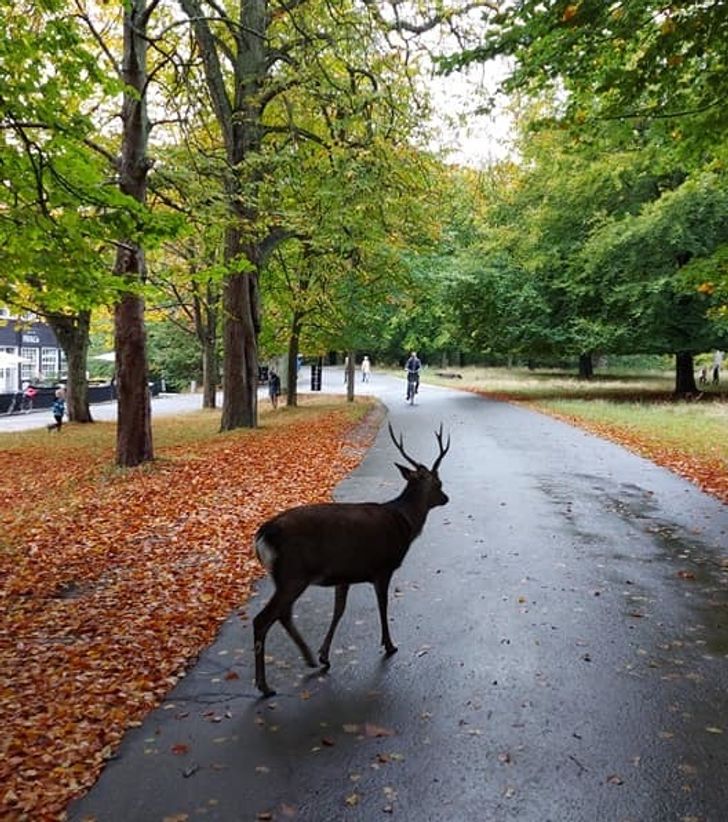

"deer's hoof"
[384,645,398,657]
[318,655,331,669]
[257,683,277,698]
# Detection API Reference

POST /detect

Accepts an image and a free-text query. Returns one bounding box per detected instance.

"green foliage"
[450,0,728,160]
[147,319,203,390]
[577,170,728,353]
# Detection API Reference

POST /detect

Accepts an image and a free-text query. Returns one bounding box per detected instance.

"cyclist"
[404,351,421,401]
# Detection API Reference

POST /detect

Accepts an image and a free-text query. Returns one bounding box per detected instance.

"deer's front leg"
[374,573,397,656]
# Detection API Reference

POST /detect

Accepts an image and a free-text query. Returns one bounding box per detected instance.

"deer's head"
[388,423,450,509]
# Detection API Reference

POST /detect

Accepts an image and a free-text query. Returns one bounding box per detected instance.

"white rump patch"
[255,535,276,573]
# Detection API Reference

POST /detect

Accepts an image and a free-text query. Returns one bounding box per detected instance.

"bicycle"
[406,370,419,405]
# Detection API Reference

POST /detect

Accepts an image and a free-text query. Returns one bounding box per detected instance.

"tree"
[452,0,727,149]
[448,0,728,307]
[577,170,728,393]
[110,0,160,466]
[0,0,124,423]
[176,0,499,428]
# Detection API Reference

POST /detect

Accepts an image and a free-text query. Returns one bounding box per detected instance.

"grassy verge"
[425,366,728,502]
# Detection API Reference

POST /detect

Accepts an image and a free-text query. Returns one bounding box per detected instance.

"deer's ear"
[395,462,415,480]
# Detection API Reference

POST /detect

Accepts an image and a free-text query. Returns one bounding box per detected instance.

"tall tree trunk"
[195,282,218,409]
[220,220,258,429]
[48,310,92,423]
[115,293,153,463]
[180,0,266,431]
[675,351,698,396]
[201,332,217,409]
[578,352,594,380]
[346,349,355,402]
[114,0,154,466]
[286,313,302,408]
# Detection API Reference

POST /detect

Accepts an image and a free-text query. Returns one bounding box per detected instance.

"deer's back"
[255,502,412,585]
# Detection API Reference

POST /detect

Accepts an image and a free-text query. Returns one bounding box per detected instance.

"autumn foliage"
[0,403,375,819]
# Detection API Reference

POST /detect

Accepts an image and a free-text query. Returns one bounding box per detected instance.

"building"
[0,309,66,393]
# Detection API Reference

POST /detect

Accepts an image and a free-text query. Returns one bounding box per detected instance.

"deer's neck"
[386,484,430,541]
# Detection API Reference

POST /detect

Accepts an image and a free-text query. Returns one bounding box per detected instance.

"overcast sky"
[426,53,514,167]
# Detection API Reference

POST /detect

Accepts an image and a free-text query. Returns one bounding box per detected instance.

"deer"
[252,422,451,696]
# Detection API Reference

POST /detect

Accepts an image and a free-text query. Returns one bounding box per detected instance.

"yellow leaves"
[561,4,580,23]
[0,404,374,818]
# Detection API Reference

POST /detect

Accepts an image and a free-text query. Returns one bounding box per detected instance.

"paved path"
[0,367,379,434]
[65,372,728,821]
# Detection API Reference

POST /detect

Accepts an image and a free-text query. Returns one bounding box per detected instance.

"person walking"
[268,370,281,410]
[48,387,66,432]
[361,356,371,383]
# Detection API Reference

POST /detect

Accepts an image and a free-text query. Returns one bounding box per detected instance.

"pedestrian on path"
[48,387,66,432]
[361,355,371,382]
[268,370,281,410]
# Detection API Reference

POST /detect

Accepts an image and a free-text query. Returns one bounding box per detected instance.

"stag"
[252,423,450,696]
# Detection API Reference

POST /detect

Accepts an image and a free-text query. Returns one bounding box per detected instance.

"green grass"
[540,398,728,463]
[426,365,682,400]
[424,365,728,465]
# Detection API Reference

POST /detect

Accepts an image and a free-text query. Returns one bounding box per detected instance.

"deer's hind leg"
[279,603,317,668]
[253,580,311,697]
[318,583,349,668]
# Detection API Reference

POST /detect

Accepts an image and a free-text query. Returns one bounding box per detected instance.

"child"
[48,387,66,432]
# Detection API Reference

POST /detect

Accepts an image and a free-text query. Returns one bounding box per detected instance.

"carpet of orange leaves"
[0,408,375,819]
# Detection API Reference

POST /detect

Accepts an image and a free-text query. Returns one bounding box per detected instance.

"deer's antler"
[431,423,451,472]
[388,422,420,468]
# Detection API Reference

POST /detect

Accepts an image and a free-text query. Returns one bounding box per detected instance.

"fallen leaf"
[364,723,395,738]
[677,570,696,580]
[170,744,189,756]
[0,408,374,818]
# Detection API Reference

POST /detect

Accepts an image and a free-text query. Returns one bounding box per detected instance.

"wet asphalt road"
[69,373,728,822]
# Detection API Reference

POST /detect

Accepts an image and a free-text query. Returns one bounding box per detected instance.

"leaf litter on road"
[0,403,375,818]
